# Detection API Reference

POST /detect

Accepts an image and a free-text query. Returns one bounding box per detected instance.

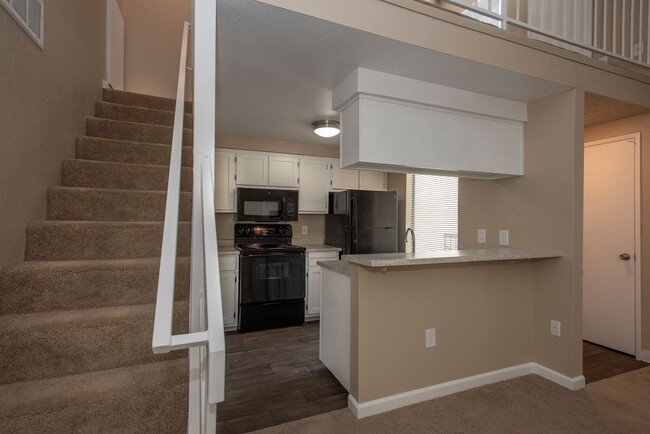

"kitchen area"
[212,59,586,428]
[212,134,404,431]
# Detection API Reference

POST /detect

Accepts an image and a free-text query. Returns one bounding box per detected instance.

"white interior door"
[106,0,124,90]
[583,136,638,356]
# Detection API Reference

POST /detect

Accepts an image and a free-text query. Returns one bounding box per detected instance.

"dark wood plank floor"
[583,341,649,384]
[215,332,648,432]
[216,321,348,433]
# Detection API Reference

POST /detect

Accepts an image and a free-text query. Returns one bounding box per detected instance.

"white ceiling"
[216,0,569,146]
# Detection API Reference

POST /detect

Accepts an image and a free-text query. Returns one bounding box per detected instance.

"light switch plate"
[551,320,561,337]
[499,230,509,246]
[426,328,436,348]
[302,225,308,235]
[477,229,486,244]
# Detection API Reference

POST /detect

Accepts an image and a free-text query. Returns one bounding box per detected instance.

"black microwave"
[236,188,299,222]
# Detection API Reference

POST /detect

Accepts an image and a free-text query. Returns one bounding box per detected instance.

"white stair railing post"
[190,0,217,432]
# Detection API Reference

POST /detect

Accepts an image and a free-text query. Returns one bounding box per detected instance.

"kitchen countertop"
[317,259,351,276]
[345,248,563,268]
[217,246,239,255]
[318,248,562,276]
[298,244,342,253]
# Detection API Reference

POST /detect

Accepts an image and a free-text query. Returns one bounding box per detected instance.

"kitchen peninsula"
[318,247,576,419]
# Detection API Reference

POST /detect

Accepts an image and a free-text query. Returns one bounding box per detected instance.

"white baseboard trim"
[348,362,585,419]
[641,349,650,363]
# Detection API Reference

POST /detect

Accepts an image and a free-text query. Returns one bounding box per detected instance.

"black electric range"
[234,223,306,332]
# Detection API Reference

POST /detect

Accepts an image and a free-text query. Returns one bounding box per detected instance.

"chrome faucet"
[405,228,415,253]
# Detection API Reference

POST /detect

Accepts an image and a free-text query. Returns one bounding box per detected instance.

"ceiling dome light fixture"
[312,120,340,138]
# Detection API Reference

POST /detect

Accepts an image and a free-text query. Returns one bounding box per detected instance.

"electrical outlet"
[499,230,509,246]
[425,328,436,348]
[477,229,486,244]
[551,320,561,337]
[302,225,308,235]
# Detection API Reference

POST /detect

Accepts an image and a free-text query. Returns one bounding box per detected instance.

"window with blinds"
[2,0,44,48]
[406,174,458,252]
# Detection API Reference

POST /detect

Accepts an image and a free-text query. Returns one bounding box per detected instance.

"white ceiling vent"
[1,0,44,48]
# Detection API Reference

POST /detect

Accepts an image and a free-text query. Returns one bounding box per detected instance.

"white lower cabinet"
[218,254,239,329]
[305,251,339,320]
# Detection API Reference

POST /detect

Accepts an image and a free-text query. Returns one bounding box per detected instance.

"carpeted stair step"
[0,257,190,315]
[61,159,192,192]
[25,221,191,261]
[0,358,188,433]
[76,136,192,166]
[95,101,193,128]
[103,87,192,113]
[47,187,192,222]
[0,302,188,384]
[86,117,193,146]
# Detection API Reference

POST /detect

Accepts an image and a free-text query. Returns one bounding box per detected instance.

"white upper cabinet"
[214,150,237,212]
[330,159,359,190]
[358,170,387,191]
[299,158,329,214]
[236,151,268,186]
[334,69,526,179]
[268,155,299,188]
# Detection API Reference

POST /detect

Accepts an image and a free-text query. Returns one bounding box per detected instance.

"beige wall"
[585,112,650,351]
[215,134,339,246]
[350,261,535,402]
[0,2,106,269]
[120,0,189,99]
[260,0,650,108]
[459,89,584,377]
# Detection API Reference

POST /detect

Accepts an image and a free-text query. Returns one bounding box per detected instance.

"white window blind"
[2,0,44,48]
[407,174,458,252]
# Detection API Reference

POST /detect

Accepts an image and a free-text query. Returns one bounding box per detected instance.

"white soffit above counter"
[335,68,525,179]
[333,68,527,122]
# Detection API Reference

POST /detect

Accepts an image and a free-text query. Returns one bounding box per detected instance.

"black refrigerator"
[325,190,398,255]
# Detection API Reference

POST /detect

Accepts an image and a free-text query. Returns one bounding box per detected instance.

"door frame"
[584,132,642,359]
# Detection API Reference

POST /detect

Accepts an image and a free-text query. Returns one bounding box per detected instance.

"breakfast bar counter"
[317,247,566,418]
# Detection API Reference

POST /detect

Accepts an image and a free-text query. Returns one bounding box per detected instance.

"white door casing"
[106,0,124,90]
[583,134,641,357]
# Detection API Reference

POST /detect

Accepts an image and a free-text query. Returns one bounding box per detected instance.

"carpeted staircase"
[0,89,195,433]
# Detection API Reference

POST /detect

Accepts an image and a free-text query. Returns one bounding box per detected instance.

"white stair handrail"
[152,20,193,354]
[201,156,226,404]
[151,2,224,431]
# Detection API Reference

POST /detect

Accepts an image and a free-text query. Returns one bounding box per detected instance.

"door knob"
[619,253,631,261]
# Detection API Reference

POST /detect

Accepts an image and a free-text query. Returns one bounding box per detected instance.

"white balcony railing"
[152,1,223,432]
[429,0,650,69]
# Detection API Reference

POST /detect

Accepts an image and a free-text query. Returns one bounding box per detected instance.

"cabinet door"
[298,158,329,213]
[236,152,268,186]
[305,251,338,319]
[306,265,321,317]
[219,254,238,329]
[269,155,299,188]
[331,159,359,190]
[220,269,237,328]
[214,150,237,212]
[358,170,387,191]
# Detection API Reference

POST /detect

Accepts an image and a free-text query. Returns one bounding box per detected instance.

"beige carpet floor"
[257,366,650,433]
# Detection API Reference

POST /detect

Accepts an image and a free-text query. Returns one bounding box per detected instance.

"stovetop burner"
[234,223,305,255]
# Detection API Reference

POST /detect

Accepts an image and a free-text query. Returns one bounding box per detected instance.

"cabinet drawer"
[307,251,339,266]
[218,255,237,271]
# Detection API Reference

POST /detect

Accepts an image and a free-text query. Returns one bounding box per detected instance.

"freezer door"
[352,228,398,254]
[351,191,398,230]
